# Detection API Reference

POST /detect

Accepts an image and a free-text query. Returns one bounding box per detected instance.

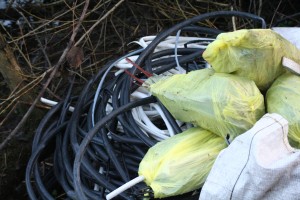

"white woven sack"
[200,113,300,200]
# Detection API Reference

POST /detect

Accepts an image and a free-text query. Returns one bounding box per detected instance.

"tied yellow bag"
[203,29,300,91]
[138,127,227,198]
[146,68,265,140]
[267,72,300,148]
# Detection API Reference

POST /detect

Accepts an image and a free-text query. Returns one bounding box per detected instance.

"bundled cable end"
[124,70,145,85]
[125,57,153,77]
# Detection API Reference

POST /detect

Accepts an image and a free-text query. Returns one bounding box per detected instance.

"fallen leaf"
[66,46,84,68]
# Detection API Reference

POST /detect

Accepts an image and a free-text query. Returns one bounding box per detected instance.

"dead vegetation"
[0,0,299,199]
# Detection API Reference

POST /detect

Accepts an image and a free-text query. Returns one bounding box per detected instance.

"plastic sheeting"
[273,27,300,50]
[203,29,300,91]
[199,113,300,200]
[146,68,265,140]
[267,72,300,148]
[138,127,226,198]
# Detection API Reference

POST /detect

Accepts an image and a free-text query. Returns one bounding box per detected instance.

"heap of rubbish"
[26,11,300,200]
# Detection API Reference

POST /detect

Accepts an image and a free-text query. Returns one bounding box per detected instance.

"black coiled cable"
[26,11,266,200]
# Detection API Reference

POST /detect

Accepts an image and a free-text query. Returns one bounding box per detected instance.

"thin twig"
[0,75,44,116]
[75,0,125,46]
[16,10,52,67]
[257,0,263,17]
[0,0,90,151]
[270,0,282,26]
[0,102,19,127]
[231,6,237,31]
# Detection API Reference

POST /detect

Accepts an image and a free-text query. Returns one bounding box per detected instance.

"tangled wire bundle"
[26,11,267,200]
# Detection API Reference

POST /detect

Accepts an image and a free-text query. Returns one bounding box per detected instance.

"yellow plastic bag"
[138,127,227,198]
[203,29,300,91]
[266,72,300,148]
[146,68,265,139]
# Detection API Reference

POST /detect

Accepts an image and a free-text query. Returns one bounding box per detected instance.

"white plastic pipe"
[106,176,145,200]
[40,97,75,112]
